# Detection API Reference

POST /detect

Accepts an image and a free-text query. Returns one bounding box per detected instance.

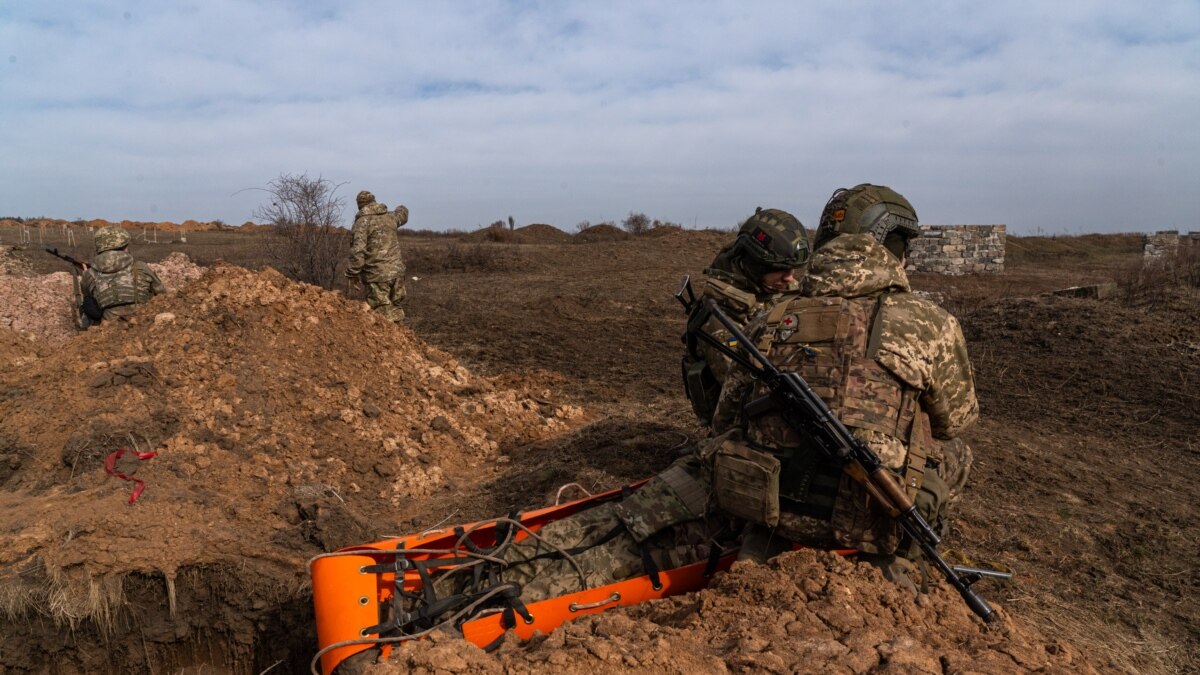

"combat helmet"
[732,207,810,284]
[93,226,131,253]
[356,190,376,208]
[816,184,919,259]
[394,204,409,226]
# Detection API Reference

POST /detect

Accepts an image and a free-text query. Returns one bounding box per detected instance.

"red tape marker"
[104,448,158,504]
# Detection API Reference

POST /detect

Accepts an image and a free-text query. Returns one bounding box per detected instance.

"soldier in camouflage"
[345,190,407,323]
[683,208,810,425]
[80,226,166,323]
[485,187,977,604]
[712,184,978,588]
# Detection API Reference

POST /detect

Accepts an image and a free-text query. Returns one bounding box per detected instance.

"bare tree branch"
[251,173,349,289]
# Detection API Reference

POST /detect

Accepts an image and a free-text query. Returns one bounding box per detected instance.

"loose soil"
[0,227,1195,674]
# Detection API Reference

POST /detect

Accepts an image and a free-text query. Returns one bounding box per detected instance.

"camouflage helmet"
[816,184,919,257]
[394,204,409,226]
[356,190,376,208]
[93,226,131,253]
[733,207,810,276]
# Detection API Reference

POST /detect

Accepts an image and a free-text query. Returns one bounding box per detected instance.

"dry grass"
[1006,233,1145,266]
[0,556,127,634]
[1113,246,1200,308]
[1010,591,1194,675]
[405,242,523,274]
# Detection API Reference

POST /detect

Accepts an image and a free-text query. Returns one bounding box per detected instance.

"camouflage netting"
[0,263,585,647]
[370,549,1092,674]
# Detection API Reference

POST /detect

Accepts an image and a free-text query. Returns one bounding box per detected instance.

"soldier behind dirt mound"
[493,184,980,601]
[682,207,810,425]
[80,225,166,323]
[345,190,407,323]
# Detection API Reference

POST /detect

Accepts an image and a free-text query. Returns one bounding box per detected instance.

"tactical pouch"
[681,355,720,424]
[912,469,950,538]
[712,439,780,527]
[81,296,105,322]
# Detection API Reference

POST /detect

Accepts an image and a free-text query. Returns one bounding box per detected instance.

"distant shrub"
[622,212,651,235]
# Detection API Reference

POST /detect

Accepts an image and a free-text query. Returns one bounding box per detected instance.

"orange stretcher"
[308,482,736,675]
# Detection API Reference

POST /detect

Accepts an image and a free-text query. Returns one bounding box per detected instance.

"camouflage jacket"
[346,202,404,283]
[715,234,979,448]
[693,249,797,386]
[81,250,166,320]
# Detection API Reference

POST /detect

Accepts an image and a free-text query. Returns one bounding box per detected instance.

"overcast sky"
[1,1,1197,234]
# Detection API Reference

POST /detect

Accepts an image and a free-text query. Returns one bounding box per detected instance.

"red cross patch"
[780,314,798,329]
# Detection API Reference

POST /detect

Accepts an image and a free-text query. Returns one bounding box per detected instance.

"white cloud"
[0,1,1197,232]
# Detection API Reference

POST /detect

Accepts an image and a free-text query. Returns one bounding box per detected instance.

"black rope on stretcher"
[308,582,522,675]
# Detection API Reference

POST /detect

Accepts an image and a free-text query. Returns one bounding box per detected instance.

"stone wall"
[1143,230,1200,260]
[906,224,1006,275]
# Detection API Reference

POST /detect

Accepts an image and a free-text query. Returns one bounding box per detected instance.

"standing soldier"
[682,207,810,425]
[80,226,166,323]
[345,190,407,323]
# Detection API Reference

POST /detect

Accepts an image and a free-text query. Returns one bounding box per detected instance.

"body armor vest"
[91,265,146,312]
[741,293,933,552]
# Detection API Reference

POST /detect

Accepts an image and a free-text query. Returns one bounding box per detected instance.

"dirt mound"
[639,224,685,238]
[373,549,1091,674]
[572,224,628,243]
[0,245,35,275]
[0,263,586,673]
[0,327,40,376]
[461,225,520,243]
[514,223,571,244]
[152,251,207,288]
[0,252,205,344]
[459,224,572,245]
[0,218,227,233]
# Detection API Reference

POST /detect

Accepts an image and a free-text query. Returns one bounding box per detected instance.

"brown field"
[0,224,1196,673]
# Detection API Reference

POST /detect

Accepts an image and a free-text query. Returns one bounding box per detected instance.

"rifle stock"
[695,293,1000,623]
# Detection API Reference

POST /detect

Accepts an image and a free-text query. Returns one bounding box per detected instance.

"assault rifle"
[40,246,102,328]
[41,246,88,270]
[675,275,1002,623]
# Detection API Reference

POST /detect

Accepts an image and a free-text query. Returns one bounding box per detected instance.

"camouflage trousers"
[499,504,713,604]
[938,437,974,510]
[499,457,715,604]
[364,277,406,323]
